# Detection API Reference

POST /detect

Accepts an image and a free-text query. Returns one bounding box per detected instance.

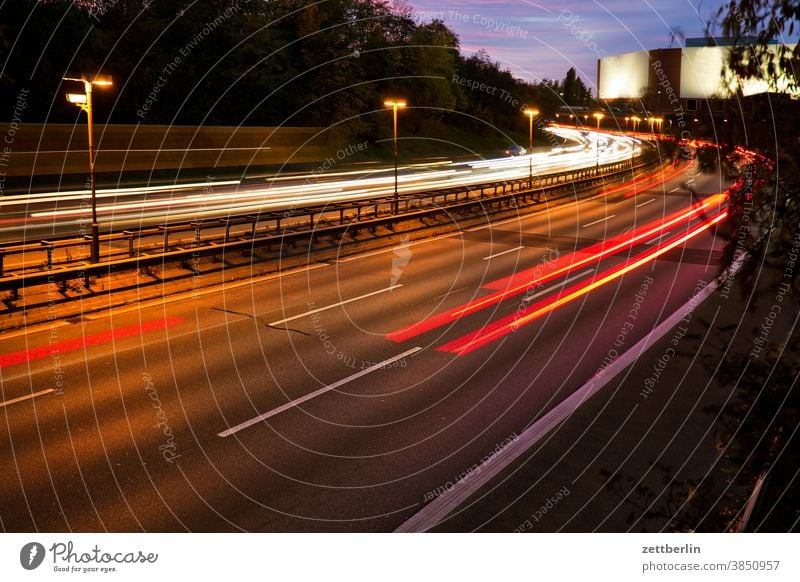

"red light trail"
[0,317,184,369]
[436,210,727,356]
[387,191,727,343]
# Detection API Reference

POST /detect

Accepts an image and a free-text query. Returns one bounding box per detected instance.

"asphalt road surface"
[0,162,729,531]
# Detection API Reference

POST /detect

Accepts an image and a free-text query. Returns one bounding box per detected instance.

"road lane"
[0,164,730,531]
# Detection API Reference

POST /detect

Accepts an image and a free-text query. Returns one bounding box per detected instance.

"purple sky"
[405,0,729,91]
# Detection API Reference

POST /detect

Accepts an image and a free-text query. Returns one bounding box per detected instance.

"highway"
[0,127,638,243]
[0,159,731,531]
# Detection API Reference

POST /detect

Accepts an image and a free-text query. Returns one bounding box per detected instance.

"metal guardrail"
[0,157,653,301]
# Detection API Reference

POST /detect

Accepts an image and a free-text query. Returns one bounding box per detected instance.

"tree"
[404,20,460,130]
[562,67,590,106]
[0,0,581,149]
[716,1,800,95]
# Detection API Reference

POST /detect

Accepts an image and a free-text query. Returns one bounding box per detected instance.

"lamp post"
[630,115,640,136]
[384,99,406,214]
[524,108,539,188]
[64,73,112,263]
[593,112,604,169]
[629,115,640,177]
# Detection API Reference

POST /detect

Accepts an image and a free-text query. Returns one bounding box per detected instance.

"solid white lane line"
[268,285,402,326]
[645,232,671,245]
[0,389,56,409]
[582,215,616,228]
[636,198,656,208]
[394,269,738,533]
[669,187,680,192]
[218,347,423,437]
[522,270,594,302]
[483,246,524,260]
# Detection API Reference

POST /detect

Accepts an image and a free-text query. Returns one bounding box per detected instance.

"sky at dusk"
[405,0,730,90]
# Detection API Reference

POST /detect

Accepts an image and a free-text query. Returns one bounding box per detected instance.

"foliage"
[715,0,800,95]
[561,67,591,106]
[0,0,574,146]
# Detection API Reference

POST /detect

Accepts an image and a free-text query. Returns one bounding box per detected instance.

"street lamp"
[593,112,604,168]
[384,99,406,214]
[630,115,641,136]
[64,73,113,263]
[629,115,640,176]
[524,108,539,188]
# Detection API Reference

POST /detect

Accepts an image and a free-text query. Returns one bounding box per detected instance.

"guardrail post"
[124,231,135,257]
[42,242,54,270]
[160,227,169,253]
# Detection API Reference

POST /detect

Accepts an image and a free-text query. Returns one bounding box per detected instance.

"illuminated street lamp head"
[524,108,539,117]
[593,112,604,120]
[63,73,113,87]
[384,100,406,108]
[91,76,113,87]
[66,93,87,105]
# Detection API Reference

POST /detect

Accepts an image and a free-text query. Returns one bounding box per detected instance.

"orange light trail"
[386,190,727,343]
[436,210,727,356]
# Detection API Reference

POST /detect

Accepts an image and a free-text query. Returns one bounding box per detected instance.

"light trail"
[385,183,725,344]
[0,317,184,369]
[436,210,728,356]
[8,127,640,236]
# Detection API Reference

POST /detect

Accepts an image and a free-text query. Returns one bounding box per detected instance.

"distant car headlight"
[505,145,527,156]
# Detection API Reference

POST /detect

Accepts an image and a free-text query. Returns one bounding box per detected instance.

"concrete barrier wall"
[0,124,335,177]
